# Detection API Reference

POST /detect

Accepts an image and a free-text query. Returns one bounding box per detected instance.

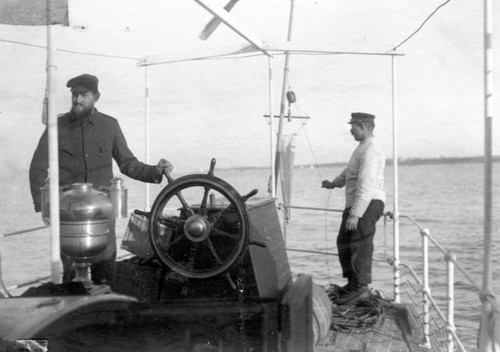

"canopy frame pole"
[144,66,151,209]
[391,55,401,304]
[47,0,61,283]
[482,0,493,296]
[268,56,276,198]
[478,0,494,350]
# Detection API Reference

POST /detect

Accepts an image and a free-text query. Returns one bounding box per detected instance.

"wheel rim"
[149,174,249,279]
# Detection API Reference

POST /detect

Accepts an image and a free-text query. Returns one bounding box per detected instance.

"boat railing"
[280,203,484,352]
[397,214,482,352]
[0,226,132,297]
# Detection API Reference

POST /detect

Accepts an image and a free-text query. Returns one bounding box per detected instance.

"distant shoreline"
[226,155,500,171]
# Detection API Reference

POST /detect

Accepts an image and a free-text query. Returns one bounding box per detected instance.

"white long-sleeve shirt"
[332,137,385,217]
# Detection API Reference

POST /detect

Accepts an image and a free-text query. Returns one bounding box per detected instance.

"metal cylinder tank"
[108,177,128,219]
[59,183,112,262]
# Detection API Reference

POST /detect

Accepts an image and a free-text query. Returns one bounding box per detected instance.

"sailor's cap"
[348,112,375,124]
[67,74,99,93]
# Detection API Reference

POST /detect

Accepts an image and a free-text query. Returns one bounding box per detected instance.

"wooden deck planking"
[315,301,429,352]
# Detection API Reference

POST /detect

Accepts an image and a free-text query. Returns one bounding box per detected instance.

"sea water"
[1,161,499,350]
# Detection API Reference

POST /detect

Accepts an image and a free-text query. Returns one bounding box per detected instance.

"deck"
[316,296,429,352]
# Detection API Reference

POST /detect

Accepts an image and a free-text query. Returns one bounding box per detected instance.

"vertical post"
[383,215,389,261]
[274,0,295,191]
[446,251,456,352]
[482,0,493,300]
[268,56,276,198]
[47,0,61,284]
[391,55,400,303]
[144,66,151,209]
[421,228,431,349]
[479,1,494,350]
[283,210,287,242]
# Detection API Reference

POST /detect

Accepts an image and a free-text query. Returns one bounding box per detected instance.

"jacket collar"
[86,108,99,125]
[68,107,99,124]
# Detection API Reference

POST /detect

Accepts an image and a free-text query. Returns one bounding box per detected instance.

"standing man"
[322,112,385,305]
[29,73,173,284]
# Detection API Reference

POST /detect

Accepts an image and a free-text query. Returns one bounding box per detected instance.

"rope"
[389,0,455,52]
[293,118,337,284]
[0,253,13,297]
[329,294,385,333]
[297,123,323,181]
[289,109,338,284]
[322,191,333,283]
[272,77,337,284]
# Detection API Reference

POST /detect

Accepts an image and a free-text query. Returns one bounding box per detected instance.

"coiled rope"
[326,285,386,333]
[331,297,385,332]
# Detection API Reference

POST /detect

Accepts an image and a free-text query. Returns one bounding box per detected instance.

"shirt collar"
[360,136,374,145]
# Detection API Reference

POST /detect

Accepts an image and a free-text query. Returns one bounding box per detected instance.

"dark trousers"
[337,200,384,285]
[62,219,117,285]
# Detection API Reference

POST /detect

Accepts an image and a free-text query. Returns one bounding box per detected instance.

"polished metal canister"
[108,177,128,219]
[59,183,112,262]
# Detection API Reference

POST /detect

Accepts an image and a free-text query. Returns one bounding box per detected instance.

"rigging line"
[297,121,335,283]
[299,124,323,181]
[298,121,334,285]
[0,38,45,49]
[282,111,334,281]
[146,52,269,66]
[323,189,333,284]
[1,36,274,62]
[0,253,12,298]
[57,48,137,60]
[0,38,138,60]
[388,0,454,53]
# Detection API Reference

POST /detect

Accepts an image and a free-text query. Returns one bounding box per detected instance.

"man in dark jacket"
[29,73,173,284]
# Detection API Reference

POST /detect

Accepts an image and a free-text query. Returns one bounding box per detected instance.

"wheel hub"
[183,215,211,242]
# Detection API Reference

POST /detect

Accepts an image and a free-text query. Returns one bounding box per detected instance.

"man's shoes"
[326,283,351,301]
[333,283,370,305]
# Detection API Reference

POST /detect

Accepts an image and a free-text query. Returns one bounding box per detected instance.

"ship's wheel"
[149,159,256,279]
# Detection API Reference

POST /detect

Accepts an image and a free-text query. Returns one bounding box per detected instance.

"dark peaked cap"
[348,112,375,124]
[66,74,99,93]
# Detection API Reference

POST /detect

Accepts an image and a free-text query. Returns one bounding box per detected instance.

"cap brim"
[70,85,93,94]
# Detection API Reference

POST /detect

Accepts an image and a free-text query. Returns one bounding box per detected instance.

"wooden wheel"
[149,161,252,279]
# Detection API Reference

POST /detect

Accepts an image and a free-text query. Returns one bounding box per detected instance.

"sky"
[0,0,499,174]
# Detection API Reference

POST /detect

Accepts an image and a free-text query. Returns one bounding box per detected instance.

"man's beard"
[72,104,92,118]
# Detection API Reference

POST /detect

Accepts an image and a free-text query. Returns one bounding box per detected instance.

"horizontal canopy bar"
[138,42,404,67]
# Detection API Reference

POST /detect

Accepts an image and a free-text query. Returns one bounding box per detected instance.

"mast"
[274,0,295,191]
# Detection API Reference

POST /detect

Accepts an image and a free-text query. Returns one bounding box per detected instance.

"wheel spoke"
[186,244,199,270]
[174,190,195,217]
[211,227,240,241]
[159,216,184,227]
[157,217,186,250]
[205,238,223,264]
[169,232,187,248]
[207,203,235,224]
[198,186,211,216]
